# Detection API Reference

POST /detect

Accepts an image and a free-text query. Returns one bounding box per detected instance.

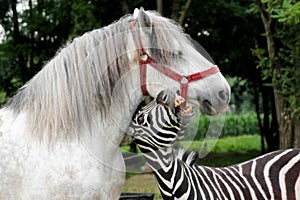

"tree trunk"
[11,0,28,84]
[293,118,300,147]
[273,79,292,149]
[253,84,265,154]
[29,0,35,76]
[257,0,298,149]
[270,92,279,149]
[11,0,20,40]
[156,0,163,15]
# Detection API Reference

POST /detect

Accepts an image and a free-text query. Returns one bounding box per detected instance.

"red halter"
[130,20,220,107]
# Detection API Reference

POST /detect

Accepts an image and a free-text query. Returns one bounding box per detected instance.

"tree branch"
[178,0,192,26]
[257,0,275,62]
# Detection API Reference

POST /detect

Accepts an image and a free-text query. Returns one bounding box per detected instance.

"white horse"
[0,8,230,199]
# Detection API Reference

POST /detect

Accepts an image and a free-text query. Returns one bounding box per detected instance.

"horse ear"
[133,8,139,19]
[137,7,152,34]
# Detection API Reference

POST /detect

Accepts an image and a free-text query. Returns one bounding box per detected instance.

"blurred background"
[0,1,299,198]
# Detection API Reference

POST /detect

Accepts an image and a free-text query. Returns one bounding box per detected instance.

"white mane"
[4,11,192,141]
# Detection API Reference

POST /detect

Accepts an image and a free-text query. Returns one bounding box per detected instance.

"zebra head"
[129,89,191,149]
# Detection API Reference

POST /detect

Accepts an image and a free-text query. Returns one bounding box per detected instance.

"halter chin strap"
[130,20,220,107]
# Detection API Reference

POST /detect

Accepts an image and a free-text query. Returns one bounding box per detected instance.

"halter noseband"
[130,20,220,108]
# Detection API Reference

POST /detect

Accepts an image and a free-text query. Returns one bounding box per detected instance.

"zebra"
[128,89,300,200]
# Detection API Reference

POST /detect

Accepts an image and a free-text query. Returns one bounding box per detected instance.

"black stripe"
[226,166,252,198]
[269,150,299,200]
[202,166,224,199]
[182,164,199,199]
[254,150,287,199]
[213,168,234,199]
[192,165,211,198]
[241,161,266,199]
[285,151,300,200]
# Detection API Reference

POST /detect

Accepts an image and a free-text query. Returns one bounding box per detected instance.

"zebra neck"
[137,143,176,172]
[138,144,185,199]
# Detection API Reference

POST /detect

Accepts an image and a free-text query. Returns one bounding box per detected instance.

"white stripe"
[217,168,245,200]
[226,167,246,188]
[140,145,173,174]
[279,151,300,200]
[264,149,292,200]
[174,165,185,192]
[215,171,236,200]
[156,181,173,197]
[176,176,191,200]
[203,167,225,199]
[237,164,258,199]
[251,160,268,199]
[208,168,229,200]
[174,166,191,199]
[185,165,204,200]
[170,160,179,188]
[194,166,215,199]
[295,173,300,200]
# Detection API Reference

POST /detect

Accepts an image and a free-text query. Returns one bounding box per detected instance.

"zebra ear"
[137,7,152,34]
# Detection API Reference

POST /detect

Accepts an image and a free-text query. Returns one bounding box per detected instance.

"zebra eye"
[137,114,144,125]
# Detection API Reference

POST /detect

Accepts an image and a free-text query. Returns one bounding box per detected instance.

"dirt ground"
[122,173,162,200]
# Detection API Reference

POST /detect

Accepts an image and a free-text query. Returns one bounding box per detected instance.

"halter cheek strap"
[130,20,220,108]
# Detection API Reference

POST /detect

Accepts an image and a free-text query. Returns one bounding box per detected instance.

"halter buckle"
[141,53,148,62]
[181,76,188,84]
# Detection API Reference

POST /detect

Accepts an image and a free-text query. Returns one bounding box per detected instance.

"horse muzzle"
[199,87,231,115]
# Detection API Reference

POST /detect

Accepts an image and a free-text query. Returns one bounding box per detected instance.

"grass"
[181,134,264,153]
[122,135,265,199]
[122,174,161,199]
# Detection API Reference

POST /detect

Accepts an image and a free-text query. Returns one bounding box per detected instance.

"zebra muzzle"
[174,95,185,108]
[174,95,193,115]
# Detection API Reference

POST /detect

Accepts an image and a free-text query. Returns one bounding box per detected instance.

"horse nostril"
[218,91,229,103]
[219,91,225,100]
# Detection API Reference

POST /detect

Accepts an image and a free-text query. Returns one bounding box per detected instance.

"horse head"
[127,8,230,115]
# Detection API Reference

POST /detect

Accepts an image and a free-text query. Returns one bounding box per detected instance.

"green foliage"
[70,1,100,38]
[252,0,300,118]
[251,45,272,81]
[226,76,256,113]
[0,0,101,101]
[0,90,6,105]
[275,2,300,118]
[191,112,259,140]
[272,0,300,24]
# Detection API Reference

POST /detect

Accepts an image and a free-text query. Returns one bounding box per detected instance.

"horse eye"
[178,51,183,56]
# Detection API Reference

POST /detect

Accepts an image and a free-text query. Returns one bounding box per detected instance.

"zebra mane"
[4,10,191,141]
[177,149,198,166]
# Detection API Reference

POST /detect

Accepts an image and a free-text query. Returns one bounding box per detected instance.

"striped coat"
[130,90,300,200]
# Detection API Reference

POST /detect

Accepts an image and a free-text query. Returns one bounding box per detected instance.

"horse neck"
[4,24,147,142]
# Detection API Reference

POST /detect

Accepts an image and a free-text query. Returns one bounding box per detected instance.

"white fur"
[0,9,230,199]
